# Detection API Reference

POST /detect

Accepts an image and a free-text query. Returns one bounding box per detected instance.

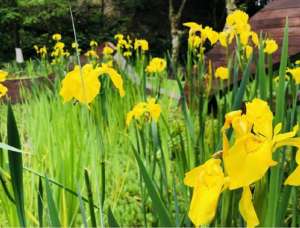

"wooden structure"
[207,0,300,68]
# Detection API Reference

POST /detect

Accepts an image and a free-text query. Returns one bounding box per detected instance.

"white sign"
[15,48,24,63]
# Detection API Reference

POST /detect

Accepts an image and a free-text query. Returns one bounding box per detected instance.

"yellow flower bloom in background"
[188,35,202,49]
[226,10,249,28]
[39,46,47,58]
[0,70,8,82]
[287,67,300,84]
[239,31,250,46]
[245,45,253,59]
[134,39,149,52]
[219,30,234,47]
[0,83,8,98]
[103,46,114,56]
[239,186,259,227]
[183,22,202,36]
[251,32,259,47]
[0,70,8,98]
[54,42,65,50]
[60,64,101,105]
[52,33,62,41]
[90,40,98,47]
[126,98,161,126]
[285,150,300,186]
[184,158,227,226]
[114,33,124,41]
[98,63,125,97]
[215,66,229,80]
[264,39,278,54]
[34,45,47,58]
[145,58,166,73]
[295,60,300,65]
[202,26,219,45]
[72,42,79,49]
[123,51,132,58]
[85,50,99,59]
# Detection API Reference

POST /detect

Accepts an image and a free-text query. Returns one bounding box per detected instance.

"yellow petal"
[284,166,300,186]
[0,70,8,82]
[224,135,276,189]
[188,182,222,226]
[273,124,299,143]
[239,186,259,227]
[0,83,8,98]
[284,150,300,186]
[184,158,225,226]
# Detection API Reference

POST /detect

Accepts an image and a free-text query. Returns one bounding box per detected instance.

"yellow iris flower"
[98,63,125,97]
[52,33,62,41]
[134,39,149,52]
[223,98,299,189]
[184,158,227,226]
[215,67,229,80]
[287,67,300,84]
[60,64,101,105]
[145,58,166,73]
[126,98,161,126]
[264,39,278,54]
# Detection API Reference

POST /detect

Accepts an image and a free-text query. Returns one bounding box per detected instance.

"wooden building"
[206,0,300,68]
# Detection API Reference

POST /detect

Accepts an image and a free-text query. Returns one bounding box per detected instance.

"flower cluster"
[134,39,149,52]
[33,45,47,58]
[185,98,300,227]
[183,22,218,50]
[215,66,229,80]
[184,10,278,64]
[126,98,161,126]
[85,40,99,59]
[145,57,167,74]
[50,34,70,64]
[114,34,133,58]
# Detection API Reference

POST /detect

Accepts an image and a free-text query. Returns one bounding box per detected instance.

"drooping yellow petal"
[224,135,276,189]
[184,158,225,226]
[188,181,222,226]
[239,186,259,227]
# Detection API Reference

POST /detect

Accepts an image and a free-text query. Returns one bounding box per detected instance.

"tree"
[168,0,188,65]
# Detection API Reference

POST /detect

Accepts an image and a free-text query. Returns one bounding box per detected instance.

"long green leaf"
[38,177,43,227]
[7,104,26,227]
[108,206,119,228]
[265,19,289,227]
[77,184,88,228]
[84,169,97,227]
[132,145,174,227]
[232,54,252,110]
[45,176,61,227]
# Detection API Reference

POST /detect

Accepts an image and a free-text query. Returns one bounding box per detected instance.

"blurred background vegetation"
[0,0,269,63]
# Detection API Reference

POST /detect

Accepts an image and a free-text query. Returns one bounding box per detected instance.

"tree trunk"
[226,0,237,15]
[169,0,187,65]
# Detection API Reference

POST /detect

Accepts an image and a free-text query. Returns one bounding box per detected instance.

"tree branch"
[176,0,187,19]
[169,0,174,19]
